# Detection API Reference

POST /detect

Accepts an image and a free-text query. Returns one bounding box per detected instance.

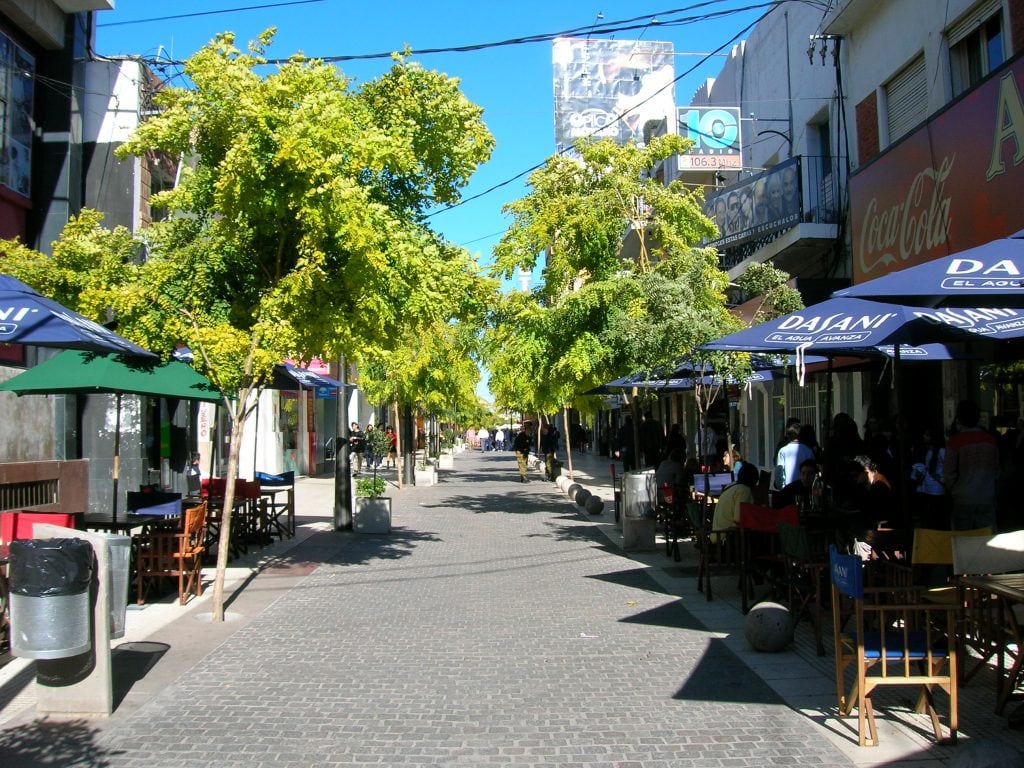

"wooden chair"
[656,483,690,562]
[135,501,207,605]
[778,522,828,656]
[909,527,991,599]
[830,545,958,747]
[686,499,738,602]
[952,531,1024,706]
[738,503,799,614]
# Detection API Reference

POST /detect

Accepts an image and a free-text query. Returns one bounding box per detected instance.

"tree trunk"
[393,400,403,490]
[210,393,247,622]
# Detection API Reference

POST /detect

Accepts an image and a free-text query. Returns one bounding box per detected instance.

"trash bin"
[621,470,657,551]
[8,538,94,660]
[96,533,132,639]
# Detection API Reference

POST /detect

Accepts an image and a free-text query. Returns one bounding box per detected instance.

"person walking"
[477,426,491,452]
[513,424,533,482]
[494,427,505,451]
[945,400,1000,531]
[385,425,398,469]
[640,410,664,468]
[540,423,558,480]
[616,415,637,472]
[775,424,814,490]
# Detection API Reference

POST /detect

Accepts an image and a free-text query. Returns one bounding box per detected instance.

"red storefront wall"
[850,55,1024,283]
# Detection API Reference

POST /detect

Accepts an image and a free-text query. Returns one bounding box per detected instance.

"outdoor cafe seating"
[135,500,208,605]
[830,545,959,747]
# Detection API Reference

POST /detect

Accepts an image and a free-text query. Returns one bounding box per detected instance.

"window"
[948,0,1005,97]
[0,32,34,197]
[884,54,927,145]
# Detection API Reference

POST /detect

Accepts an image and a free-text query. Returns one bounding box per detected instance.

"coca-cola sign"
[851,59,1024,283]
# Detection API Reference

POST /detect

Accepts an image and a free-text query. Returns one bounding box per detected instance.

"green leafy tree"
[107,30,493,620]
[486,136,739,452]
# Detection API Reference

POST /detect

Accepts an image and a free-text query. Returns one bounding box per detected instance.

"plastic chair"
[830,545,958,747]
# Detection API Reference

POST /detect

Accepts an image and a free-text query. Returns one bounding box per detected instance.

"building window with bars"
[0,33,34,198]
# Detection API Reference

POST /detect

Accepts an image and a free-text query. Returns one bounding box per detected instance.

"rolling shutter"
[946,0,1001,47]
[886,54,927,143]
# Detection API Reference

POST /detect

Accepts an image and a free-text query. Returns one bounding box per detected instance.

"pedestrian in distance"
[540,423,558,480]
[513,425,533,483]
[349,422,365,474]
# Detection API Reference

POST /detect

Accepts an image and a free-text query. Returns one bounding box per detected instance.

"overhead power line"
[98,0,328,28]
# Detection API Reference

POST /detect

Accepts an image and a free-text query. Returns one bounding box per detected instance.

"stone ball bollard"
[555,475,570,492]
[566,483,583,501]
[584,496,605,515]
[950,740,1024,768]
[575,488,592,507]
[744,602,793,652]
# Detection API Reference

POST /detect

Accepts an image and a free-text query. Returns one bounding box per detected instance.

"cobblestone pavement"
[0,449,989,766]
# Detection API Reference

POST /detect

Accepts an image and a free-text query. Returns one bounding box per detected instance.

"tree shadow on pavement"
[328,525,442,565]
[0,717,118,767]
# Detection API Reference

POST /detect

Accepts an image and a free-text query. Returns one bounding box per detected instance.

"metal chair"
[830,545,958,747]
[778,522,828,656]
[737,502,799,614]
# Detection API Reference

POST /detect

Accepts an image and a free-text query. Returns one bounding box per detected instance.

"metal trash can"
[9,538,94,659]
[96,533,132,639]
[622,470,656,518]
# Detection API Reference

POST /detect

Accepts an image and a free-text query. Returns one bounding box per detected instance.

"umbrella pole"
[112,392,122,518]
[893,345,911,526]
[825,357,834,455]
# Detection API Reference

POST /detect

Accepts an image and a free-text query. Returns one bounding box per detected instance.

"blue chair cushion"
[858,630,948,660]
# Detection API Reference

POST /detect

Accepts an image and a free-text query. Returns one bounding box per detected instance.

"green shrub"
[355,475,387,498]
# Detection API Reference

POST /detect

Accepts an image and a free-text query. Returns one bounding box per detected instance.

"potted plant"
[354,475,390,533]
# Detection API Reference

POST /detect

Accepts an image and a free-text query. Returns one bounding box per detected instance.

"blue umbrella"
[833,230,1024,308]
[698,297,1024,357]
[0,275,155,357]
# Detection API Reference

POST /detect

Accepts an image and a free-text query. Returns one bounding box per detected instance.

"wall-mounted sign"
[850,55,1024,283]
[677,107,742,169]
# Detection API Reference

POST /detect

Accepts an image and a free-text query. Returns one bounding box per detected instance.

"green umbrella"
[0,350,222,514]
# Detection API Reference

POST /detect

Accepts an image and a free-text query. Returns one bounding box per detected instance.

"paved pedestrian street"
[2,450,1018,766]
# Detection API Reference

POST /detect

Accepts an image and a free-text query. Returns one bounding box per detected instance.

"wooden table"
[958,573,1024,714]
[83,512,179,535]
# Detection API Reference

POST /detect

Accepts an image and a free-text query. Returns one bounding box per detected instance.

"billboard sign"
[552,38,675,152]
[677,107,742,170]
[702,158,802,248]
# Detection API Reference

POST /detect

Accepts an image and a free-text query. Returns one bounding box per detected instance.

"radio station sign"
[677,107,742,169]
[850,55,1024,283]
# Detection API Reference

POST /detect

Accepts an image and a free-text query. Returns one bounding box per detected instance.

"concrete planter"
[354,496,391,533]
[414,468,437,486]
[437,454,454,471]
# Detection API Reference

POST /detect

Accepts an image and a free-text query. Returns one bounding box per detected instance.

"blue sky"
[95,0,769,398]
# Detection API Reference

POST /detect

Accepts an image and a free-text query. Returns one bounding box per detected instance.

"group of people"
[634,397,1002,539]
[464,426,508,452]
[615,411,686,472]
[348,422,398,473]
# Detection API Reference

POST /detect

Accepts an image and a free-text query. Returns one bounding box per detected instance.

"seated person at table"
[848,454,897,529]
[711,463,760,541]
[655,449,685,491]
[773,458,817,509]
